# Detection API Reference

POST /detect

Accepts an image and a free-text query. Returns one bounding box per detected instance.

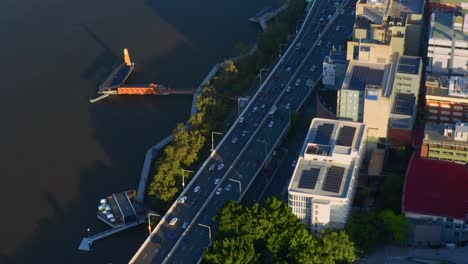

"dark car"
[167,231,176,239]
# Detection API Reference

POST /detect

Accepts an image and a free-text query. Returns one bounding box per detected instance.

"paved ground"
[363,245,468,264]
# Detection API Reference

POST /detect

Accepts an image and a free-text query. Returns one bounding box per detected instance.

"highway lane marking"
[152,2,341,263]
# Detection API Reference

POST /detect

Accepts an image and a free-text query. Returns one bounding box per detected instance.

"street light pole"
[181,169,194,189]
[198,223,212,246]
[256,139,268,158]
[147,213,161,234]
[278,43,288,58]
[259,68,269,85]
[228,178,242,194]
[211,132,223,152]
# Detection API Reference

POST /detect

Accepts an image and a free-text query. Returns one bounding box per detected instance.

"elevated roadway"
[130,0,353,263]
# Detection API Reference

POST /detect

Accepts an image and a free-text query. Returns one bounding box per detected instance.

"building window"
[315,217,318,222]
[315,210,318,215]
[447,218,454,223]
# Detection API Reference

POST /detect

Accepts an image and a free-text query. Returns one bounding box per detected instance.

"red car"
[258,92,263,97]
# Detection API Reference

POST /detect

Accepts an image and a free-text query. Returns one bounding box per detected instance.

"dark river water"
[0,0,273,262]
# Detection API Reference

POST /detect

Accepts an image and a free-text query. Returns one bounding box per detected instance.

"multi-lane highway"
[131,0,354,263]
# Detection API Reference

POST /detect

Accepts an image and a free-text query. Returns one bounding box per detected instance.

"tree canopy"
[205,198,356,264]
[147,0,308,209]
[345,210,409,251]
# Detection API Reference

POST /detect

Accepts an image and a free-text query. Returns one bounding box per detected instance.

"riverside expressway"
[130,0,353,263]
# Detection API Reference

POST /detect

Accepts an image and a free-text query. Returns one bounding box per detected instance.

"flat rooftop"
[403,153,468,220]
[351,66,385,90]
[342,61,391,94]
[392,92,415,115]
[289,160,352,198]
[431,11,468,41]
[424,122,468,145]
[288,119,365,198]
[389,0,424,15]
[397,56,421,75]
[426,75,468,99]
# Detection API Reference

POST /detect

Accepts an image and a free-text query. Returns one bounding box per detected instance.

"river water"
[0,0,273,262]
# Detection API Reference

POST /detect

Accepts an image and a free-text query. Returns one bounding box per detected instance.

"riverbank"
[145,0,307,211]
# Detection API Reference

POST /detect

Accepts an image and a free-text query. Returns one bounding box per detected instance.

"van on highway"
[268,105,277,116]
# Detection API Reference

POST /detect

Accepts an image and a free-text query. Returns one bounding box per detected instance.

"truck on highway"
[268,105,277,116]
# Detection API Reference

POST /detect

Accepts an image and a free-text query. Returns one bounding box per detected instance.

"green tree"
[345,211,387,252]
[320,229,357,264]
[206,198,356,264]
[379,173,404,212]
[379,210,409,244]
[205,237,258,264]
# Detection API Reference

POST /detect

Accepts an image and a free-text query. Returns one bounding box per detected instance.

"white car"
[317,40,322,47]
[261,104,266,109]
[286,66,292,72]
[252,106,259,113]
[169,217,178,226]
[340,10,345,15]
[182,220,190,229]
[336,26,340,31]
[285,103,290,110]
[225,184,232,191]
[295,42,301,50]
[178,196,187,204]
[241,130,248,137]
[238,116,245,123]
[194,186,200,193]
[291,160,297,167]
[217,163,225,170]
[214,178,220,185]
[231,137,238,144]
[351,11,356,15]
[310,65,316,72]
[286,86,291,92]
[209,164,215,171]
[268,121,274,128]
[320,17,324,22]
[216,187,223,195]
[295,79,301,86]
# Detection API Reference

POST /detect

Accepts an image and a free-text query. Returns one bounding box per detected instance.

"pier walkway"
[78,218,146,251]
[249,1,289,31]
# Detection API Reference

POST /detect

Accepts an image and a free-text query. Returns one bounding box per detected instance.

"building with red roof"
[403,152,468,244]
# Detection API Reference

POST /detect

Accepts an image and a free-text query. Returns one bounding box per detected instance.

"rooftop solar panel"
[392,92,415,115]
[298,168,320,189]
[337,126,356,147]
[397,57,420,74]
[322,166,345,193]
[314,123,334,145]
[349,66,384,91]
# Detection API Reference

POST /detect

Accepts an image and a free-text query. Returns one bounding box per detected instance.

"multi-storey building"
[388,56,423,145]
[421,121,468,164]
[336,0,425,149]
[425,75,468,123]
[426,10,468,75]
[322,48,349,90]
[354,0,424,56]
[403,154,468,245]
[429,0,468,14]
[288,118,366,233]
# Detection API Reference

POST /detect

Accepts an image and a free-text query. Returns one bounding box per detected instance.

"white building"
[287,118,366,233]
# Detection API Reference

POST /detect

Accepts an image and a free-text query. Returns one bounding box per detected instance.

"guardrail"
[130,0,321,262]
